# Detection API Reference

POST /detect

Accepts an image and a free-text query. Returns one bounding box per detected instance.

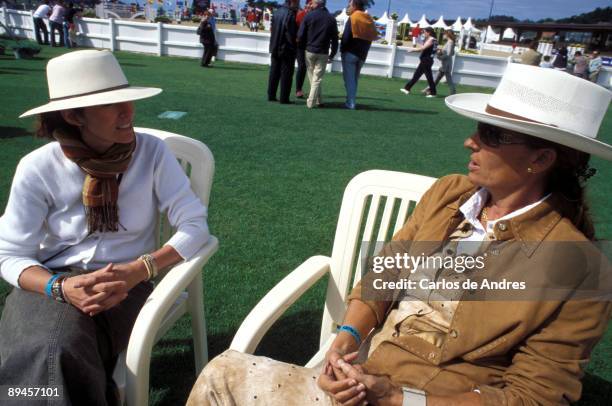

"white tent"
[376,11,390,25]
[463,17,481,33]
[451,16,463,31]
[416,14,430,28]
[503,27,517,40]
[484,25,500,43]
[399,13,414,26]
[431,15,449,30]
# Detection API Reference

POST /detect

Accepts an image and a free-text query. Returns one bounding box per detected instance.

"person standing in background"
[588,50,602,83]
[411,23,420,47]
[423,29,456,96]
[552,47,568,71]
[520,40,542,66]
[539,55,553,68]
[294,1,312,99]
[340,0,377,110]
[197,11,217,68]
[33,0,51,45]
[297,0,338,109]
[572,51,588,79]
[401,27,438,97]
[49,0,66,47]
[267,0,299,104]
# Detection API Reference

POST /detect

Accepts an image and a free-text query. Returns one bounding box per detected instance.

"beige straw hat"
[20,50,162,118]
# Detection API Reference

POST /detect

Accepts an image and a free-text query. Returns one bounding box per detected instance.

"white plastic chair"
[230,170,436,367]
[112,128,219,406]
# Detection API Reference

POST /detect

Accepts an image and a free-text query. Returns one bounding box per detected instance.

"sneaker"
[425,94,436,98]
[344,102,356,110]
[400,88,410,95]
[421,88,430,95]
[296,91,304,98]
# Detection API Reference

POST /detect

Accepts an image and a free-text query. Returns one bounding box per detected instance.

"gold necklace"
[481,207,488,223]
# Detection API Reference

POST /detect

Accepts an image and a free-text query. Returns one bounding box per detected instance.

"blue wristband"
[45,274,62,297]
[338,325,362,346]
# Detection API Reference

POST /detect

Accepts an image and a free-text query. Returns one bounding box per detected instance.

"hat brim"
[20,86,162,118]
[445,93,612,161]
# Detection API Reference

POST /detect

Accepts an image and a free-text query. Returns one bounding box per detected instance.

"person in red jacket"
[411,24,421,46]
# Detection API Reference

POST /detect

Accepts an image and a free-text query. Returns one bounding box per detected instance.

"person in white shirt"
[0,50,210,405]
[48,0,66,47]
[32,0,51,45]
[539,55,553,68]
[589,50,603,84]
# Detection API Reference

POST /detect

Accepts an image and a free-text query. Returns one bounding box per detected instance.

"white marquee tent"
[463,17,481,33]
[503,27,517,40]
[399,13,414,26]
[416,14,430,28]
[376,11,391,25]
[485,25,500,42]
[451,16,463,31]
[431,15,449,30]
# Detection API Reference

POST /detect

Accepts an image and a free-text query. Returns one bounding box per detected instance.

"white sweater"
[0,132,210,288]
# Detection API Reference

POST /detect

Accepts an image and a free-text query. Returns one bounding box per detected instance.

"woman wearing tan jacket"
[188,63,612,406]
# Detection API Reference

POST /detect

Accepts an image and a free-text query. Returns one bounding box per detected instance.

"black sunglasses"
[476,123,529,148]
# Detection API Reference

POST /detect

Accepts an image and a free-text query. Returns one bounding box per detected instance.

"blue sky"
[325,0,611,21]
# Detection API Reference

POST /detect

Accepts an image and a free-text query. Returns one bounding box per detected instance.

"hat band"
[485,104,559,128]
[49,84,130,102]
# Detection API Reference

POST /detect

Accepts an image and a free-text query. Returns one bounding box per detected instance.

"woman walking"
[423,29,456,95]
[401,27,438,97]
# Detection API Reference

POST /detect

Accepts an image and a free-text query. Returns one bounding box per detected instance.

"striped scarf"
[54,128,136,233]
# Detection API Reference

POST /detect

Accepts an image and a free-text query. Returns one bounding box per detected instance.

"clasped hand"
[318,349,401,406]
[62,261,145,316]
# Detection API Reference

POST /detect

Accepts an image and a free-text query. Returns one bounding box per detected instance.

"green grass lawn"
[1,47,611,405]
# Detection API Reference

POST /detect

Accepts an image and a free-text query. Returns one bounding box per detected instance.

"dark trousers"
[34,17,49,45]
[295,48,307,93]
[201,43,217,66]
[50,21,64,47]
[0,282,152,406]
[267,53,296,102]
[404,58,437,96]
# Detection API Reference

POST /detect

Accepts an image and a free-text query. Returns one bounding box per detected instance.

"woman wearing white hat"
[0,50,210,404]
[187,63,611,406]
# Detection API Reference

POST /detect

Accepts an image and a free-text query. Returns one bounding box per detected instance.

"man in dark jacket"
[297,0,338,108]
[197,11,217,67]
[268,0,299,103]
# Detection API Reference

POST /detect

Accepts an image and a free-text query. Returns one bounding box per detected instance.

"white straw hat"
[445,63,612,160]
[20,50,162,118]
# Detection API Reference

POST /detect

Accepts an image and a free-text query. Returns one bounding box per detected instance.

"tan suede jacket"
[348,174,612,406]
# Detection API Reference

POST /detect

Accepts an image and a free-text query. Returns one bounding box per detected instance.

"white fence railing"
[2,7,611,89]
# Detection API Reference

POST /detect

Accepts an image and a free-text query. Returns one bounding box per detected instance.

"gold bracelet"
[139,254,158,281]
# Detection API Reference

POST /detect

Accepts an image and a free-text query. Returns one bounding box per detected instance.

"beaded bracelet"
[51,275,67,303]
[337,325,362,346]
[45,274,62,297]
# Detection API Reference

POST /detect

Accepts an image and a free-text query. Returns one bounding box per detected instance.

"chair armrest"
[125,236,219,406]
[230,255,331,354]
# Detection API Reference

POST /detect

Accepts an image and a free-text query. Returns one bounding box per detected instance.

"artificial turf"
[0,47,611,405]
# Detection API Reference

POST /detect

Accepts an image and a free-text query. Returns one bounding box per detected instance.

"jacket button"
[428,352,435,360]
[449,329,458,338]
[498,222,508,231]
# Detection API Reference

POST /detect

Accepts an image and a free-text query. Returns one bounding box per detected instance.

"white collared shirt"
[458,188,550,243]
